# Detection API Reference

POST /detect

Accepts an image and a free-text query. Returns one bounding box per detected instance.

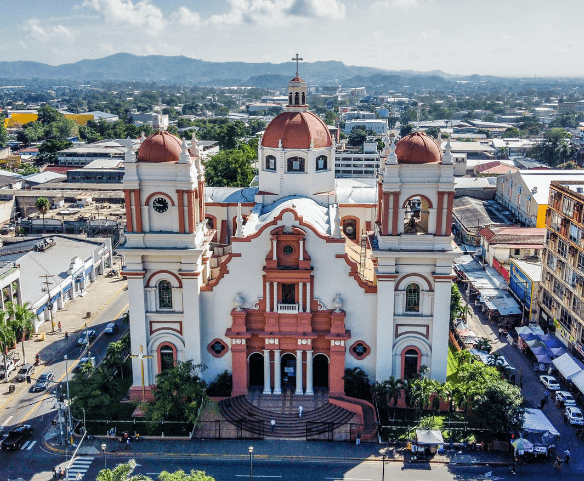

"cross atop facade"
[130,345,154,402]
[292,53,303,78]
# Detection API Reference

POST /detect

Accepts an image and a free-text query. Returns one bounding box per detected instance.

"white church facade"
[121,72,460,401]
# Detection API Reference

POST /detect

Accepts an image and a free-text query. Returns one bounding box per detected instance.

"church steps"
[219,395,355,438]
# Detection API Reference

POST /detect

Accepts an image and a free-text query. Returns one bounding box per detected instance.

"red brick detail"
[381,193,389,235]
[144,191,176,207]
[133,190,142,233]
[177,189,184,233]
[436,191,443,236]
[400,345,422,379]
[445,192,454,235]
[201,253,242,291]
[207,338,229,358]
[392,192,400,235]
[124,189,133,233]
[349,340,371,360]
[335,254,377,293]
[187,190,194,233]
[146,270,183,288]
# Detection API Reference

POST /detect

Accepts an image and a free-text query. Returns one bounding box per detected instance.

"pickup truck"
[1,424,33,450]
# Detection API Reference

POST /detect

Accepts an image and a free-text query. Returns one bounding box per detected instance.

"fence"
[191,420,264,440]
[305,422,363,442]
[85,419,193,437]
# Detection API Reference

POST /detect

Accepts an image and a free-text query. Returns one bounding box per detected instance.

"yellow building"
[4,110,95,128]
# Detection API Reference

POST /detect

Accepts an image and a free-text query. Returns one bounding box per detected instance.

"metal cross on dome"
[130,345,154,402]
[292,53,303,77]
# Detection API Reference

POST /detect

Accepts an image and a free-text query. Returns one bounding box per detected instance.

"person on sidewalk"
[270,419,276,433]
[76,472,82,481]
[52,468,57,480]
[540,398,546,409]
[298,405,303,418]
[544,390,550,402]
[565,449,570,463]
[58,321,62,332]
[126,437,131,450]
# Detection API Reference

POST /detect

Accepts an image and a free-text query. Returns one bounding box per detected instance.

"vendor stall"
[414,429,445,456]
[519,409,560,456]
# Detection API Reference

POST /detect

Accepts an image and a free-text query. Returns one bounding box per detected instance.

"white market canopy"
[570,370,584,397]
[552,353,584,380]
[522,408,560,437]
[415,429,444,445]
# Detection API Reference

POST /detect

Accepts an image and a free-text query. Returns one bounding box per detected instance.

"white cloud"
[207,0,345,26]
[172,6,202,26]
[53,25,74,38]
[22,19,75,40]
[391,0,418,8]
[83,0,166,32]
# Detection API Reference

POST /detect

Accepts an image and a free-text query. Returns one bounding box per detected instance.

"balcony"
[277,303,299,314]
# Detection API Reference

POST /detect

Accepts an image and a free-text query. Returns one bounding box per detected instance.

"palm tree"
[35,197,51,235]
[496,146,508,159]
[385,376,401,421]
[105,340,126,379]
[399,378,416,422]
[0,315,16,381]
[6,301,35,365]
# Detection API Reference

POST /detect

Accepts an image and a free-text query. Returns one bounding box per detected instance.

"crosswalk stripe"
[66,457,95,480]
[26,441,37,450]
[20,441,31,450]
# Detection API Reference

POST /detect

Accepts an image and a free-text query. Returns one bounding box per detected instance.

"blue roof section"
[204,187,258,203]
[257,196,330,235]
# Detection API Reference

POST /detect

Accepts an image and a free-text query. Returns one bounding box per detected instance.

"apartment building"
[538,180,584,359]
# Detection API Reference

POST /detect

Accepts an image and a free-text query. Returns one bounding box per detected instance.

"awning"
[416,429,444,445]
[470,349,515,371]
[518,332,538,342]
[530,346,553,358]
[550,347,568,358]
[540,334,564,349]
[553,353,584,380]
[525,339,547,350]
[570,370,584,397]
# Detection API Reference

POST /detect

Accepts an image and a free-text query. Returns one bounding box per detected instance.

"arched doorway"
[280,353,296,388]
[403,349,419,379]
[249,353,264,388]
[313,354,329,389]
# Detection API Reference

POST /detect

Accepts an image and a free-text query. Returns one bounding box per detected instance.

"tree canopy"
[348,126,367,147]
[528,128,575,166]
[204,149,255,187]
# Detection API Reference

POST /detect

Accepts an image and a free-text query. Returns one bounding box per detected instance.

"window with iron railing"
[558,239,568,259]
[553,278,563,298]
[542,290,553,309]
[560,307,573,328]
[573,295,584,319]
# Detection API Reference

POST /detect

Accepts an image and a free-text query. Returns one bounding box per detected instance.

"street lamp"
[248,446,254,481]
[382,453,386,481]
[101,443,107,469]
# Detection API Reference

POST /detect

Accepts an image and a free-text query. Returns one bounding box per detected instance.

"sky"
[2,0,584,78]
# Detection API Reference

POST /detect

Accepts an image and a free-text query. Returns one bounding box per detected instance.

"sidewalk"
[45,433,510,466]
[6,259,127,375]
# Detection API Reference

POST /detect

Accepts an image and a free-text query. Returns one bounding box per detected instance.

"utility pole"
[40,274,55,333]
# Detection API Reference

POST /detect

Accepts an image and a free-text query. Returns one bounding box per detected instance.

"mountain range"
[0,53,480,88]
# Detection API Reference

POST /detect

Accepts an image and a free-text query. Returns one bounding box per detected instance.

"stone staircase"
[218,394,355,438]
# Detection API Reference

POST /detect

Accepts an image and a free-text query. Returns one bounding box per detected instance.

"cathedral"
[121,70,460,401]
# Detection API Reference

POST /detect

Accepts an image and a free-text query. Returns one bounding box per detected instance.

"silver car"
[15,364,35,382]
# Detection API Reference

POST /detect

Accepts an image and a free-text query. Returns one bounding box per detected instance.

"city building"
[538,180,584,359]
[66,159,124,184]
[131,113,169,130]
[496,170,584,228]
[344,119,388,136]
[121,71,459,401]
[334,141,380,178]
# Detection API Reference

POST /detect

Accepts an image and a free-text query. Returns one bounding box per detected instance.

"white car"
[556,390,577,407]
[540,375,561,390]
[565,406,584,425]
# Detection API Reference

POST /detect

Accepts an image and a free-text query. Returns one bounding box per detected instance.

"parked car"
[540,375,561,390]
[74,357,95,372]
[1,425,33,450]
[104,322,119,335]
[555,390,577,407]
[77,330,96,346]
[31,372,54,392]
[15,364,35,382]
[0,359,15,378]
[565,406,584,425]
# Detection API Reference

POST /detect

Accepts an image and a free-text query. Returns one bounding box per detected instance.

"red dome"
[137,131,182,163]
[395,132,441,164]
[262,112,333,150]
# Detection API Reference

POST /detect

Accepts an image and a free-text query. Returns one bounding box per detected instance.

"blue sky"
[1,0,584,77]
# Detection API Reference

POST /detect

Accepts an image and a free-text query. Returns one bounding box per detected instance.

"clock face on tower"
[152,197,169,213]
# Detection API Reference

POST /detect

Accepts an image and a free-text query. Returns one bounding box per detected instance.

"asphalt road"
[0,286,128,481]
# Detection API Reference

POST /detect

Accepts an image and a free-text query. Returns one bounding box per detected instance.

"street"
[0,275,128,480]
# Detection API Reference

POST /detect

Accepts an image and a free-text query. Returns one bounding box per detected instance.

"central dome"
[262,111,333,150]
[137,131,182,163]
[395,132,441,164]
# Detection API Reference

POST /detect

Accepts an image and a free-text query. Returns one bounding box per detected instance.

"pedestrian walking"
[126,437,131,449]
[540,398,546,409]
[565,449,570,463]
[52,467,57,480]
[58,321,62,332]
[544,390,550,402]
[511,457,517,474]
[298,405,303,418]
[60,468,65,479]
[270,419,276,433]
[76,472,82,481]
[564,412,568,424]
[555,455,562,471]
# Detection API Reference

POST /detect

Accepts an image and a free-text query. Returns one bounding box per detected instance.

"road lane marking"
[1,416,13,427]
[20,441,31,450]
[66,456,95,480]
[26,440,37,450]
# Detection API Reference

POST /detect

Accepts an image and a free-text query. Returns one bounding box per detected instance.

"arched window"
[265,155,276,171]
[159,344,175,371]
[289,92,293,105]
[158,280,173,309]
[205,216,214,229]
[295,92,300,105]
[405,283,420,312]
[403,349,419,379]
[316,155,327,171]
[343,218,357,241]
[301,92,306,104]
[287,156,305,172]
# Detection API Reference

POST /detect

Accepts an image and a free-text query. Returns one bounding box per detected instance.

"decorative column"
[299,282,304,313]
[305,350,314,395]
[295,349,304,395]
[230,340,248,396]
[273,350,282,395]
[272,239,277,260]
[273,282,278,311]
[299,240,304,260]
[266,281,271,312]
[430,280,451,382]
[263,350,272,394]
[305,279,310,309]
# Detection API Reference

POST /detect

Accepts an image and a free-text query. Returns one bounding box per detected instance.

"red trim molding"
[146,270,183,288]
[157,342,177,372]
[124,189,133,233]
[201,253,242,291]
[150,321,183,335]
[144,191,176,207]
[400,345,422,379]
[395,273,433,291]
[133,190,143,233]
[336,253,377,293]
[402,194,433,209]
[177,189,185,234]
